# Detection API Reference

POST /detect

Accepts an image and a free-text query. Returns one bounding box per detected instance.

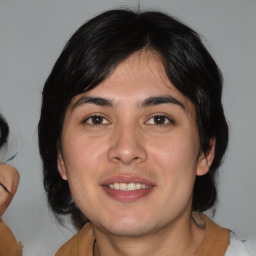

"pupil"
[154,116,165,124]
[92,116,102,124]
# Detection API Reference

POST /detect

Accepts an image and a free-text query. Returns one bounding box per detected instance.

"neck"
[93,211,205,256]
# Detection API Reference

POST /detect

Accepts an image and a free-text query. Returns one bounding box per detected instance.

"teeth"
[114,183,119,190]
[128,183,136,190]
[136,183,141,189]
[107,183,151,191]
[120,183,128,190]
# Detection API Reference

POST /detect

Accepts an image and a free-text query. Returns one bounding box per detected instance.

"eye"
[84,115,109,125]
[146,115,174,125]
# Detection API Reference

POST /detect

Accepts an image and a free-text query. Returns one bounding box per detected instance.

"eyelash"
[83,115,110,125]
[145,114,175,126]
[83,114,174,126]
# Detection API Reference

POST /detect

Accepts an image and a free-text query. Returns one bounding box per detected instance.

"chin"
[98,214,155,238]
[106,224,151,238]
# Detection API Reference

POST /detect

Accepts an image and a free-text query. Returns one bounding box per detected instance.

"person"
[0,114,22,256]
[38,9,251,255]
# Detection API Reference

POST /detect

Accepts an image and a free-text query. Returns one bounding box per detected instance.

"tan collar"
[56,213,230,256]
[193,213,230,256]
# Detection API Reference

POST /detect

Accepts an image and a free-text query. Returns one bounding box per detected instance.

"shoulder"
[0,219,23,256]
[193,212,230,256]
[55,232,79,256]
[55,222,95,256]
[225,232,253,256]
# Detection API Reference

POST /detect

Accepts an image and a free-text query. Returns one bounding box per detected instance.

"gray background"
[0,0,255,255]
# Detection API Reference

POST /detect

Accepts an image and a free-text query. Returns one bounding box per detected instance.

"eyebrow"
[72,95,185,110]
[139,95,185,109]
[72,96,113,110]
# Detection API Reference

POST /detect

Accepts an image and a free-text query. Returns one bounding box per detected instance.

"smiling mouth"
[101,175,155,202]
[103,182,154,202]
[106,183,152,191]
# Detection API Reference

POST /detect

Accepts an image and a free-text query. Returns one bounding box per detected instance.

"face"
[58,51,214,237]
[0,164,19,216]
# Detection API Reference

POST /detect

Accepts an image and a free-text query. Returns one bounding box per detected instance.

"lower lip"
[102,186,154,202]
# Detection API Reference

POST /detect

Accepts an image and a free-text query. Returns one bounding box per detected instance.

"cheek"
[0,189,11,215]
[63,133,108,173]
[149,133,199,171]
[148,133,199,199]
[61,134,110,207]
[62,136,104,209]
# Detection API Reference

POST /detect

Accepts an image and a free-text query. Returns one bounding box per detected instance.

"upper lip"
[101,175,155,187]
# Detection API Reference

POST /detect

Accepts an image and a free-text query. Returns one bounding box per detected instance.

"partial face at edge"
[0,164,19,216]
[57,50,215,237]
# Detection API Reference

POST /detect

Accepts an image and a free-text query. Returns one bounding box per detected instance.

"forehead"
[92,50,174,95]
[107,50,165,80]
[70,50,194,113]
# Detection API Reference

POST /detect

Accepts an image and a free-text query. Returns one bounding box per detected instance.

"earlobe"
[57,153,68,180]
[196,138,216,176]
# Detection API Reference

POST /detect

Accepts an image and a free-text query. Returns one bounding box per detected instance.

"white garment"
[225,232,254,256]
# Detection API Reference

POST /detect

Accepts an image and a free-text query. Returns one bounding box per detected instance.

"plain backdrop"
[0,0,255,255]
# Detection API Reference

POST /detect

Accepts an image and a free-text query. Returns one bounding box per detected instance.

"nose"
[107,122,147,165]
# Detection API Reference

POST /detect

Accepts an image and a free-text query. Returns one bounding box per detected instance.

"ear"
[196,138,216,176]
[57,152,68,180]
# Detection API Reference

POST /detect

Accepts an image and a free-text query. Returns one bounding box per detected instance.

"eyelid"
[82,114,111,125]
[145,114,175,125]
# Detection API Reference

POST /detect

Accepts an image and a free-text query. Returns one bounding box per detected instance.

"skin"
[58,50,215,256]
[0,163,19,216]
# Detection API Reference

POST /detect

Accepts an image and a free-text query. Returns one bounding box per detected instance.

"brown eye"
[153,115,166,124]
[146,115,173,125]
[85,115,108,125]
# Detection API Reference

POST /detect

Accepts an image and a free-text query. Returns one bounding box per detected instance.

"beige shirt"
[56,213,230,256]
[0,219,23,256]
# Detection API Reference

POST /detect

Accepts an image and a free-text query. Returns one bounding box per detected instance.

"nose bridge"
[108,119,147,164]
